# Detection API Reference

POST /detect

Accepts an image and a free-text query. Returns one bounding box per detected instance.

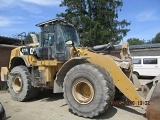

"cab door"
[54,24,65,61]
[36,24,55,60]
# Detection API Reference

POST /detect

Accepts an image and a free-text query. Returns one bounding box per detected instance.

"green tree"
[57,0,130,46]
[127,38,145,45]
[151,32,160,43]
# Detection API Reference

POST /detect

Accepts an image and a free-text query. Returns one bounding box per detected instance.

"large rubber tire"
[63,63,115,118]
[8,65,38,101]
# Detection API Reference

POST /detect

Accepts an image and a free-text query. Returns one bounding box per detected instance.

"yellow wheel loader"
[1,19,160,119]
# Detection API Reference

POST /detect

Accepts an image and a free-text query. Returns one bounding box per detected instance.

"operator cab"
[36,18,80,61]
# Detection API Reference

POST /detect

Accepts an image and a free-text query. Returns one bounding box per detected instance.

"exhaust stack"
[30,34,38,43]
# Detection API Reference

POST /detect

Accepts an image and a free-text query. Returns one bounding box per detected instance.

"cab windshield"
[61,25,80,46]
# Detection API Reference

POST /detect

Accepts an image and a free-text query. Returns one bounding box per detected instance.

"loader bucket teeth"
[146,82,160,120]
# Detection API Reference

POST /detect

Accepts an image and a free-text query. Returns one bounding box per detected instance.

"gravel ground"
[0,89,147,120]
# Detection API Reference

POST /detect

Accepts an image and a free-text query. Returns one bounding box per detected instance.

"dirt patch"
[0,90,146,120]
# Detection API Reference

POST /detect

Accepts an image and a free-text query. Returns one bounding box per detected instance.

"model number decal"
[20,47,36,55]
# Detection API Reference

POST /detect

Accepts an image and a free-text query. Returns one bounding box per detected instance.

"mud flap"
[146,81,160,120]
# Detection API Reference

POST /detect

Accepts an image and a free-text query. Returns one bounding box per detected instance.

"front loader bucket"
[146,81,160,120]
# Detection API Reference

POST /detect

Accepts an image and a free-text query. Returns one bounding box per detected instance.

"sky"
[0,0,160,43]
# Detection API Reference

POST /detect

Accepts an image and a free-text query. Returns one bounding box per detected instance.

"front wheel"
[63,63,115,118]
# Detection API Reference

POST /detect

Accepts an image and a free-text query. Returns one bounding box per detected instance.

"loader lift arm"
[84,50,143,105]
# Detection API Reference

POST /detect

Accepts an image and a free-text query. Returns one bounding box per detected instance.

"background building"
[0,36,21,89]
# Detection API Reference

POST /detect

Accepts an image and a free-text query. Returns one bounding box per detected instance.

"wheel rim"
[72,78,94,104]
[12,76,23,93]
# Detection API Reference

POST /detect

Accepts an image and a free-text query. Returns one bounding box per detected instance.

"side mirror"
[65,40,73,46]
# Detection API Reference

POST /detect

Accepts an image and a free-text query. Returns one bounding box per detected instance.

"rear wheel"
[8,65,39,101]
[63,63,115,118]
